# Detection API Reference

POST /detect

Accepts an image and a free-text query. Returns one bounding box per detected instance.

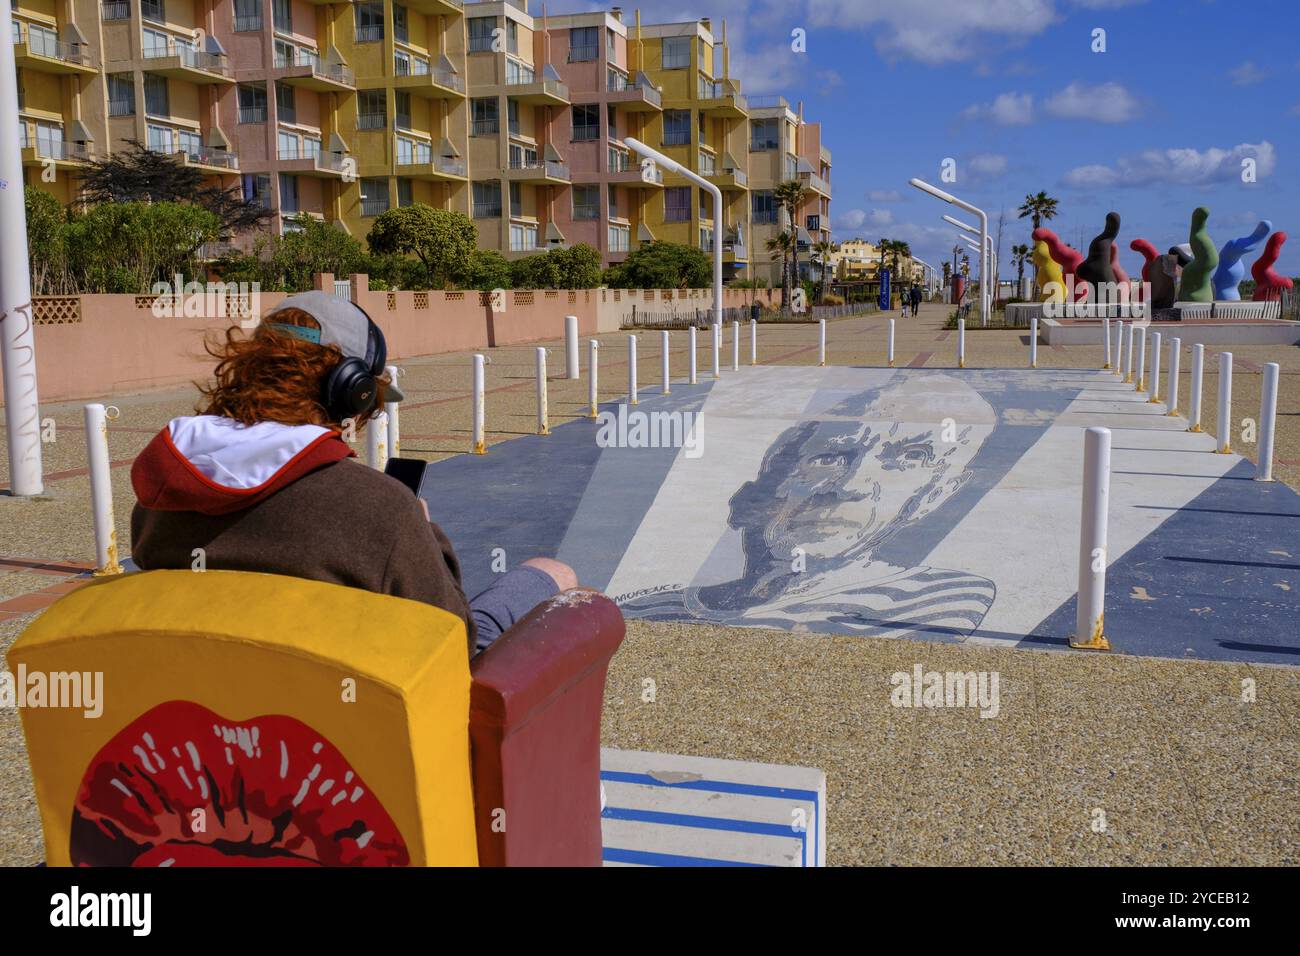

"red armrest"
[468,589,624,866]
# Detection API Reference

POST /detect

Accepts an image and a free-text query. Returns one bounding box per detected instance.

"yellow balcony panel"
[697,80,748,118]
[391,69,466,100]
[706,169,748,192]
[506,77,569,106]
[142,48,235,85]
[605,155,664,187]
[276,151,349,178]
[275,60,356,93]
[20,143,93,169]
[505,159,570,184]
[394,155,468,181]
[606,76,661,112]
[173,146,240,174]
[404,0,463,15]
[14,40,98,76]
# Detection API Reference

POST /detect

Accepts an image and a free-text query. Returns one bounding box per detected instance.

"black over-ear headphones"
[322,314,388,423]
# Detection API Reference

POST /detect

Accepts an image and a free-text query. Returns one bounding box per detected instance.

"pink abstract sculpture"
[1033,227,1084,301]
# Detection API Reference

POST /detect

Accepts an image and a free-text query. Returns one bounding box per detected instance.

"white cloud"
[1062,142,1277,188]
[867,209,894,226]
[1043,82,1142,122]
[962,91,1034,125]
[868,189,902,202]
[1228,61,1269,86]
[834,209,868,230]
[967,153,1010,179]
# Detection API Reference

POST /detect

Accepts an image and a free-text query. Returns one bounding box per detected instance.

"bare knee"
[522,557,578,591]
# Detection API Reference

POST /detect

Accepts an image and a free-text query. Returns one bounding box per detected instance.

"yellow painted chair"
[8,569,624,867]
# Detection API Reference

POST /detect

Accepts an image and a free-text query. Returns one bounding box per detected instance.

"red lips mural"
[70,701,409,867]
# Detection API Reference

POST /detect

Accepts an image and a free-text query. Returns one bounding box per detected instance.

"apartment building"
[795,109,831,278]
[634,16,750,281]
[544,7,661,269]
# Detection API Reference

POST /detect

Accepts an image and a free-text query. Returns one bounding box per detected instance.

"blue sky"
[593,0,1299,279]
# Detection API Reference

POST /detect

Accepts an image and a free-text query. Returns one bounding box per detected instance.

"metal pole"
[564,314,579,379]
[958,318,966,368]
[1167,338,1181,417]
[1149,332,1162,404]
[750,318,757,365]
[1112,320,1124,377]
[688,326,697,384]
[472,354,486,454]
[1134,326,1147,393]
[1070,426,1112,650]
[1216,351,1232,454]
[83,403,123,576]
[661,330,671,394]
[588,339,599,418]
[1257,362,1279,481]
[887,318,895,367]
[731,319,740,371]
[1102,316,1112,369]
[627,333,638,405]
[1188,343,1204,432]
[535,347,549,434]
[1030,315,1038,368]
[818,319,826,366]
[1,0,44,497]
[1123,323,1134,383]
[367,411,389,470]
[384,364,401,456]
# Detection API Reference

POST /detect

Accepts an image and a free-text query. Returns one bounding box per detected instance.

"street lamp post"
[625,137,722,331]
[0,0,44,496]
[911,178,989,326]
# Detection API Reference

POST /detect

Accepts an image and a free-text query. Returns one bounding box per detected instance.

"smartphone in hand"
[383,457,427,497]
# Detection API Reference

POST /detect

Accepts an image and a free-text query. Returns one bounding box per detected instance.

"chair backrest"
[7,570,477,867]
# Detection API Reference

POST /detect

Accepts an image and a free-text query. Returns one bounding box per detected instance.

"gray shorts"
[468,564,560,653]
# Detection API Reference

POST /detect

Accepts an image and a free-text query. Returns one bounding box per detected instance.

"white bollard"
[819,318,826,367]
[367,410,389,471]
[627,333,638,405]
[958,318,966,369]
[1167,337,1181,417]
[83,403,123,576]
[1188,343,1204,432]
[471,354,486,454]
[588,339,599,418]
[1149,332,1162,404]
[1029,316,1038,368]
[661,330,671,395]
[688,326,697,385]
[1070,426,1112,650]
[1257,362,1279,481]
[384,364,401,457]
[1216,351,1232,453]
[1123,323,1134,384]
[750,318,757,365]
[1134,326,1147,392]
[1102,315,1112,369]
[535,347,549,435]
[565,314,579,379]
[887,318,895,367]
[1112,321,1124,377]
[732,319,740,371]
[712,323,721,379]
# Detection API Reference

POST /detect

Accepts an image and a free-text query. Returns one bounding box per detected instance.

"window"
[278,129,298,159]
[751,118,779,151]
[34,122,63,159]
[355,2,384,43]
[507,98,519,135]
[360,177,389,217]
[571,104,599,142]
[141,28,170,58]
[473,181,502,219]
[273,39,294,68]
[394,91,411,130]
[303,136,321,160]
[606,27,617,62]
[568,26,597,62]
[698,111,707,145]
[146,124,171,153]
[752,190,777,224]
[102,1,130,21]
[662,36,689,69]
[233,0,261,32]
[699,226,714,252]
[393,4,408,45]
[699,42,713,76]
[141,0,164,24]
[663,110,690,146]
[397,178,413,208]
[279,173,299,213]
[468,17,495,53]
[273,0,291,34]
[664,186,690,223]
[143,74,169,116]
[177,129,201,160]
[609,223,629,253]
[275,82,295,123]
[394,50,410,76]
[505,59,533,84]
[243,173,272,208]
[357,89,386,129]
[510,223,538,252]
[606,104,617,140]
[238,83,268,123]
[107,74,135,116]
[471,97,498,135]
[508,143,536,168]
[395,136,430,165]
[607,184,618,218]
[505,20,518,55]
[572,184,599,221]
[806,214,821,233]
[509,182,521,217]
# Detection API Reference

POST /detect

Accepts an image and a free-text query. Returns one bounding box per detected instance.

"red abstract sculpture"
[1109,243,1130,287]
[1032,227,1084,301]
[1251,231,1293,301]
[1130,239,1160,303]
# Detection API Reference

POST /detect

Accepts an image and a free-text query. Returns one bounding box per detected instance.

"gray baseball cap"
[263,291,405,402]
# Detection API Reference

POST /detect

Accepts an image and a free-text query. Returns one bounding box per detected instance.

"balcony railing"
[471,119,498,135]
[432,68,465,92]
[357,112,386,130]
[799,170,830,195]
[473,202,502,218]
[722,166,747,186]
[355,25,383,43]
[607,72,662,107]
[14,26,95,67]
[32,140,93,163]
[508,158,569,180]
[698,78,747,111]
[239,106,267,123]
[101,0,130,20]
[181,144,238,169]
[746,94,788,110]
[567,44,598,62]
[234,14,263,31]
[361,198,389,217]
[144,42,231,77]
[276,51,354,86]
[609,153,661,181]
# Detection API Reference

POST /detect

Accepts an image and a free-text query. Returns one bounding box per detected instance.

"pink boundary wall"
[8,279,784,404]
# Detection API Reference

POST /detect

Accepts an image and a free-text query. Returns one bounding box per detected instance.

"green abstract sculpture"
[1178,207,1218,303]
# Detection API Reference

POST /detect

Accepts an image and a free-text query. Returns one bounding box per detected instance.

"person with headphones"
[130,291,575,656]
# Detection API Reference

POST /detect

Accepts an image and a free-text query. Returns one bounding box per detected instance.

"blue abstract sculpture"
[1213,220,1272,301]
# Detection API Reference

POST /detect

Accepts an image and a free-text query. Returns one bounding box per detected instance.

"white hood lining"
[167,416,331,491]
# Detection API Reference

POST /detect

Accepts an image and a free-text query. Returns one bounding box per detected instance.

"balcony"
[607,152,663,187]
[506,75,569,106]
[394,150,467,181]
[606,73,661,112]
[142,43,235,84]
[274,54,355,93]
[176,144,239,173]
[20,140,93,169]
[746,94,789,112]
[506,158,570,184]
[276,148,348,178]
[403,0,463,14]
[799,170,831,198]
[708,164,748,191]
[697,78,748,118]
[12,27,98,76]
[392,67,465,99]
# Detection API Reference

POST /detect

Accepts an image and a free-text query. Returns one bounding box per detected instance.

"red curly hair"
[198,308,389,428]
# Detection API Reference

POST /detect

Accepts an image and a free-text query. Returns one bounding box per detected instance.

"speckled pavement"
[2,302,1297,865]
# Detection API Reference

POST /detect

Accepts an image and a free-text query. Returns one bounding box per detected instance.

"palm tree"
[775,179,810,300]
[1011,243,1030,297]
[765,230,794,309]
[813,238,835,301]
[1018,191,1059,287]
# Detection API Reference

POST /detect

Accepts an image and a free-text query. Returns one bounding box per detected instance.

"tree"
[62,201,221,293]
[813,238,835,301]
[462,248,512,291]
[276,216,367,292]
[1016,190,1059,232]
[774,179,810,298]
[765,230,794,308]
[366,204,477,289]
[1011,243,1031,296]
[25,187,68,295]
[602,241,711,289]
[77,139,270,235]
[509,244,602,289]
